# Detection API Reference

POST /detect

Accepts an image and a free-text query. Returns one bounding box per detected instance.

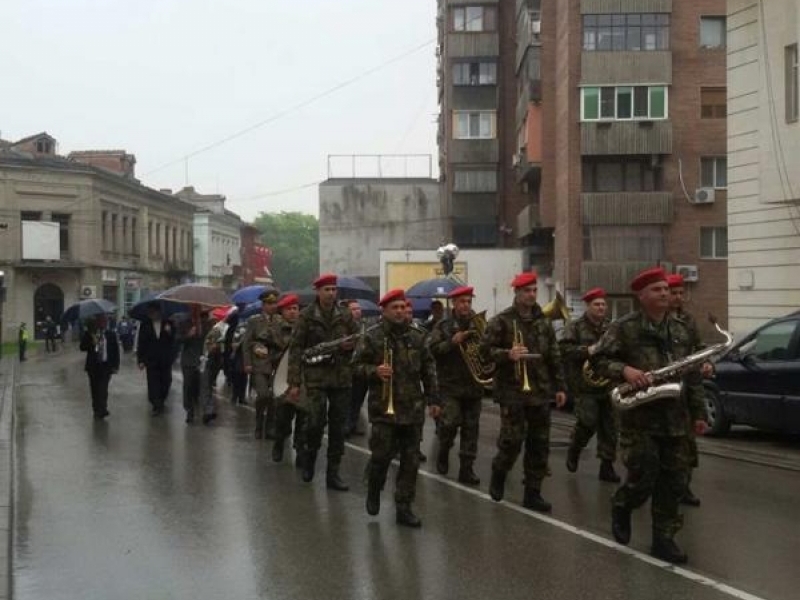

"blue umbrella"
[355,298,381,317]
[405,277,461,299]
[337,276,377,301]
[237,301,264,320]
[62,298,117,322]
[231,285,276,304]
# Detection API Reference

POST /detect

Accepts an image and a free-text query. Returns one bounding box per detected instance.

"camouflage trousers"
[492,403,551,488]
[298,386,350,465]
[275,398,306,450]
[437,394,482,462]
[614,431,691,538]
[252,372,276,435]
[369,422,421,505]
[570,393,618,461]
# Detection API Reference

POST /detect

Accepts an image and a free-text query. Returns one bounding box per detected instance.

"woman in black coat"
[80,314,120,420]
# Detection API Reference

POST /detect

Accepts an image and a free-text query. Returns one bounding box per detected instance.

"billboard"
[22,221,60,260]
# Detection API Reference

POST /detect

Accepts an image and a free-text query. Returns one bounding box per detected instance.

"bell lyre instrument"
[512,320,532,392]
[382,339,395,415]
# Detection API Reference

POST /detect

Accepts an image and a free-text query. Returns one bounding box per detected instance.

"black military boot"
[272,438,285,463]
[681,486,701,507]
[396,504,422,528]
[522,487,552,513]
[489,468,506,502]
[611,505,632,545]
[301,451,317,483]
[366,464,384,516]
[599,459,621,483]
[566,445,581,473]
[651,535,688,564]
[326,464,349,491]
[436,447,449,475]
[458,461,480,486]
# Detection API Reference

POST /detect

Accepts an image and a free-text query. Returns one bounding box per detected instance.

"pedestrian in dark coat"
[80,314,120,420]
[136,303,176,416]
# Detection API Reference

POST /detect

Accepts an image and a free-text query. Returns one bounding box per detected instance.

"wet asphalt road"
[12,348,800,600]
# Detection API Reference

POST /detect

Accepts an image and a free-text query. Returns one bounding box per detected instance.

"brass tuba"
[542,291,571,321]
[457,311,495,386]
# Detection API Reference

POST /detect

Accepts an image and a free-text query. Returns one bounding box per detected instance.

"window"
[102,211,108,250]
[453,61,497,85]
[700,17,726,48]
[700,226,728,258]
[582,158,661,192]
[131,217,137,253]
[786,44,799,123]
[147,221,153,256]
[453,111,496,139]
[156,223,161,256]
[453,6,496,32]
[701,87,726,118]
[583,225,664,261]
[21,211,42,221]
[581,86,668,120]
[35,139,52,154]
[52,213,70,253]
[111,214,118,252]
[750,321,798,361]
[583,13,670,51]
[700,157,727,188]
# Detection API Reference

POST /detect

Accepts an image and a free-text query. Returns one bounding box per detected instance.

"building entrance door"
[33,283,64,340]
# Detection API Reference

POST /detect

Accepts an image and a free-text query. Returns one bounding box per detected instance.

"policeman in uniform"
[480,272,567,513]
[242,287,280,439]
[429,285,484,486]
[561,287,620,482]
[352,289,439,527]
[287,273,359,490]
[591,267,708,564]
[271,294,305,463]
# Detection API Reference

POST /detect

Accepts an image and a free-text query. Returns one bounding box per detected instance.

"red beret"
[313,273,337,288]
[448,285,474,299]
[630,267,668,292]
[276,294,299,310]
[582,287,606,303]
[511,271,538,289]
[379,289,406,307]
[667,274,685,289]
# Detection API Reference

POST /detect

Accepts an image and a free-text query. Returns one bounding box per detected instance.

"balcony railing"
[581,121,672,155]
[582,260,673,294]
[581,191,673,225]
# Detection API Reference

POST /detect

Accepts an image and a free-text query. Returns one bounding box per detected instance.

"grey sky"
[2,0,438,220]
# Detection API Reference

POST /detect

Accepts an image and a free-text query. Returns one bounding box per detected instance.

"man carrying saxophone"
[480,271,567,513]
[242,287,280,439]
[590,267,708,565]
[560,287,620,483]
[428,285,485,486]
[351,289,439,527]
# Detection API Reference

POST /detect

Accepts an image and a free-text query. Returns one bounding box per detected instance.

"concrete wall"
[319,179,445,280]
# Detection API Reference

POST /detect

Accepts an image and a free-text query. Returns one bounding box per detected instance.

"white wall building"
[727,0,800,335]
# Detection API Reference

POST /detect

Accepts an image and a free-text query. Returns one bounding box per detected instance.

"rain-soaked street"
[11,348,800,600]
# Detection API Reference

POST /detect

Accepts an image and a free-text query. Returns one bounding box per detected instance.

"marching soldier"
[287,273,359,490]
[271,294,305,464]
[242,287,280,439]
[591,267,707,564]
[429,285,484,486]
[560,287,620,482]
[480,272,567,513]
[352,289,439,527]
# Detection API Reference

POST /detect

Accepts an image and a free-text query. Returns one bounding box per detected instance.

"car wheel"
[704,389,731,436]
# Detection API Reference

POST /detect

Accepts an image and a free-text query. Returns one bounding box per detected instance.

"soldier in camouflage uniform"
[271,294,306,464]
[480,272,567,513]
[560,287,620,483]
[591,267,708,564]
[287,273,359,490]
[242,288,280,439]
[352,288,439,527]
[429,285,484,486]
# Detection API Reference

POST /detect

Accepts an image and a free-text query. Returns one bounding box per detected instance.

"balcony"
[581,51,671,86]
[582,260,673,294]
[449,139,499,164]
[581,121,672,155]
[447,33,499,58]
[581,192,673,225]
[580,0,672,13]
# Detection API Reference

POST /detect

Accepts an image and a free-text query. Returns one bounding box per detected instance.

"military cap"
[448,285,474,299]
[276,294,299,310]
[313,273,337,288]
[630,267,668,292]
[379,288,406,307]
[259,287,279,302]
[582,287,606,303]
[511,271,538,289]
[667,274,685,289]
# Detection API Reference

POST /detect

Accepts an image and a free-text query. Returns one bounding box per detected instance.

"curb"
[0,357,15,599]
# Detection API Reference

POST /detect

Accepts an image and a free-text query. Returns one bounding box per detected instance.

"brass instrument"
[512,320,532,392]
[382,339,395,415]
[457,311,496,386]
[582,358,610,388]
[541,291,571,321]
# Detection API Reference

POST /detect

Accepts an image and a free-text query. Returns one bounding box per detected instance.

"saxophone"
[611,321,734,410]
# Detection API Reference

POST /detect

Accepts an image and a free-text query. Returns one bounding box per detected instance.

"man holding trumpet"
[351,289,439,527]
[480,272,567,513]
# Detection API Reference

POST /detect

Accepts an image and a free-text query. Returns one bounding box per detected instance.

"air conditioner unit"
[80,285,97,299]
[512,152,522,167]
[693,187,716,204]
[531,20,541,35]
[676,265,699,282]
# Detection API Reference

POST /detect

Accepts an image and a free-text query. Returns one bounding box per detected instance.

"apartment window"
[102,211,108,250]
[453,110,496,139]
[131,217,137,253]
[453,6,496,32]
[581,86,668,120]
[700,227,728,258]
[700,17,726,48]
[111,214,118,252]
[701,87,726,118]
[583,225,664,261]
[583,14,670,51]
[147,221,153,256]
[52,213,70,253]
[700,157,727,189]
[156,223,161,256]
[453,61,497,86]
[582,158,660,192]
[786,44,799,123]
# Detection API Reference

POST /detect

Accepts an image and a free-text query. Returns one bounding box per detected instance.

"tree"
[253,212,319,290]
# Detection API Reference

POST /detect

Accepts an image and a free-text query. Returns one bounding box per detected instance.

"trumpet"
[512,321,532,392]
[382,339,395,415]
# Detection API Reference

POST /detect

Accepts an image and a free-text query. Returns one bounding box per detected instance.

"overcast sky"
[1,0,438,220]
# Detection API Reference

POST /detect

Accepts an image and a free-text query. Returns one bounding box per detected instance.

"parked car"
[704,312,800,436]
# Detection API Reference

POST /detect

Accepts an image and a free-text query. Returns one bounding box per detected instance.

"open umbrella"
[355,298,381,317]
[158,283,230,308]
[231,284,276,305]
[405,277,461,298]
[62,298,117,322]
[336,276,377,301]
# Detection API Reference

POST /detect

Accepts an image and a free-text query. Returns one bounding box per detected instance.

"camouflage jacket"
[351,320,439,425]
[673,309,704,352]
[288,301,359,389]
[269,316,295,372]
[205,322,227,356]
[559,314,611,397]
[242,313,279,374]
[590,311,708,436]
[428,312,485,399]
[480,304,566,406]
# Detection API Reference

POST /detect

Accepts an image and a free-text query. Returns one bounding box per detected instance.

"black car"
[704,312,800,436]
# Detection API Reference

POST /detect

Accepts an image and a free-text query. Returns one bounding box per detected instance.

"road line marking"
[344,440,770,600]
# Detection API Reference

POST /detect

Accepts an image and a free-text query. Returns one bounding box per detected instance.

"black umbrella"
[336,276,377,301]
[62,299,117,322]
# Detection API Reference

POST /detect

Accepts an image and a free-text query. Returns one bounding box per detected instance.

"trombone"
[512,321,532,392]
[382,339,395,415]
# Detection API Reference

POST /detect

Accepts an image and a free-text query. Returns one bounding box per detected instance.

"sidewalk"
[0,355,16,599]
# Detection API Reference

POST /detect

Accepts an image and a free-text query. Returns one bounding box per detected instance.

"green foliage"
[252,212,319,290]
